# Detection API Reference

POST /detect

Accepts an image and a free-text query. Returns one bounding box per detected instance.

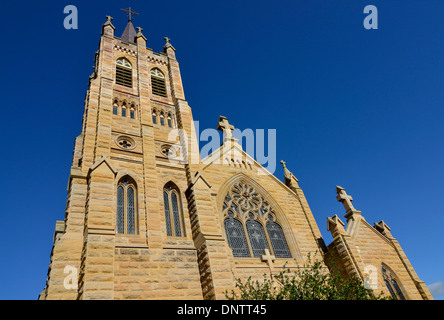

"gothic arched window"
[116,58,132,88]
[130,104,135,119]
[152,110,157,124]
[222,182,292,258]
[160,112,165,126]
[224,217,250,257]
[113,100,118,115]
[167,114,173,128]
[117,176,137,234]
[151,68,167,97]
[163,183,184,237]
[381,266,406,300]
[266,221,291,258]
[246,219,269,257]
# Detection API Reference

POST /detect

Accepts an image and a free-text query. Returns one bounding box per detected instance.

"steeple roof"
[120,7,139,43]
[121,21,137,43]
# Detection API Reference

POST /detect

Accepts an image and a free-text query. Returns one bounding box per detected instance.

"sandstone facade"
[38,15,433,300]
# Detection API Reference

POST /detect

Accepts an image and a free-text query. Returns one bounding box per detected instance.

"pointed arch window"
[381,266,406,300]
[224,217,250,257]
[266,221,291,258]
[113,100,118,115]
[130,104,135,119]
[116,58,132,88]
[151,68,167,97]
[160,112,165,126]
[116,176,138,234]
[167,114,173,128]
[246,220,269,257]
[222,181,292,258]
[152,110,157,124]
[163,184,184,237]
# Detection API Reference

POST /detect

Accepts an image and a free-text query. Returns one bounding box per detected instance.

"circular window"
[116,136,136,150]
[160,144,177,158]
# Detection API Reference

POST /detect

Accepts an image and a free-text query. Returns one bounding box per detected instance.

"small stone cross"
[136,27,143,34]
[261,249,276,273]
[105,15,113,22]
[164,37,171,44]
[336,186,355,212]
[217,116,235,140]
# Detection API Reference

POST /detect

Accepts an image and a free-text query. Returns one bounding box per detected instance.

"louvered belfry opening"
[116,58,133,88]
[151,68,167,97]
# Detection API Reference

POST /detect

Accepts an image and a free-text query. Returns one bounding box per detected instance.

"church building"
[39,11,433,300]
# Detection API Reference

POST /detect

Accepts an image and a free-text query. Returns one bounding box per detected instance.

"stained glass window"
[382,266,406,300]
[391,279,406,300]
[163,184,184,237]
[246,220,269,257]
[127,187,135,234]
[224,218,250,257]
[171,192,181,237]
[117,186,124,234]
[222,181,291,259]
[384,279,396,299]
[164,190,172,236]
[266,222,291,258]
[116,177,137,234]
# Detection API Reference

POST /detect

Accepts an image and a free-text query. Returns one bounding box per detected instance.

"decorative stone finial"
[374,220,391,236]
[280,160,299,191]
[136,27,147,41]
[102,15,115,33]
[163,36,176,53]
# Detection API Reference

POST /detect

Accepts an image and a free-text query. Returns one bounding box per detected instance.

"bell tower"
[39,10,213,300]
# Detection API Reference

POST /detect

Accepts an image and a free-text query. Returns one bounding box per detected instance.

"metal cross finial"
[336,186,356,212]
[217,116,235,139]
[121,7,139,21]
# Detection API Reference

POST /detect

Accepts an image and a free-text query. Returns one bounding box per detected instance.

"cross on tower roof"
[121,7,139,21]
[336,186,356,212]
[217,116,235,140]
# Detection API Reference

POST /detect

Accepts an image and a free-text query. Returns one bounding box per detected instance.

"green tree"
[225,253,389,300]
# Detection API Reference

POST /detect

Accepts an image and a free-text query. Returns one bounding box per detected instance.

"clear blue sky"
[0,0,443,300]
